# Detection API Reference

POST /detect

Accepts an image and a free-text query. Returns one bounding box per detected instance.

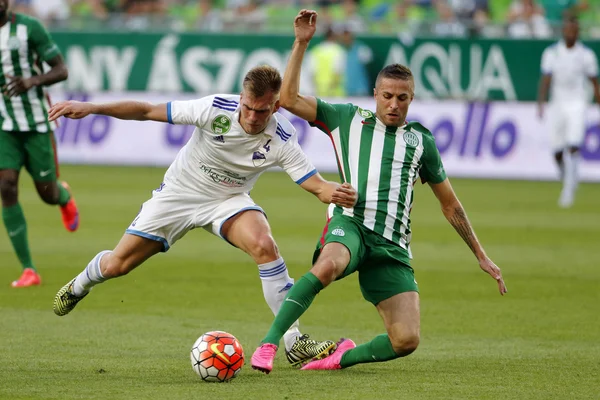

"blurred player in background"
[0,0,79,288]
[251,10,507,374]
[49,65,358,367]
[538,15,600,208]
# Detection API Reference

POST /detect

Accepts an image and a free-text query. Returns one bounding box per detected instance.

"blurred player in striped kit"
[0,0,79,288]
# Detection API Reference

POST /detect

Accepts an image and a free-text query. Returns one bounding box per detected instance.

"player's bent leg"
[222,210,335,365]
[33,180,79,232]
[1,169,40,286]
[53,234,164,316]
[376,291,420,356]
[301,292,420,371]
[252,243,350,372]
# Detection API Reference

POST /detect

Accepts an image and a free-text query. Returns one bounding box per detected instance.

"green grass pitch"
[1,165,599,399]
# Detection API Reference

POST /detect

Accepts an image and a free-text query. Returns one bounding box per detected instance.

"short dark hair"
[376,64,414,87]
[563,13,579,25]
[243,65,282,97]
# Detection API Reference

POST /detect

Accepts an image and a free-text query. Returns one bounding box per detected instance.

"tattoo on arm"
[448,206,478,254]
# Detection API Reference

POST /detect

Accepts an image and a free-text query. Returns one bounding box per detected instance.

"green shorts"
[0,130,58,182]
[313,214,418,306]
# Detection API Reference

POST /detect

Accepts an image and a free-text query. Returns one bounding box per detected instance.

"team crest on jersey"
[211,115,231,135]
[358,107,373,119]
[403,131,419,147]
[331,228,345,237]
[7,37,21,50]
[252,151,266,166]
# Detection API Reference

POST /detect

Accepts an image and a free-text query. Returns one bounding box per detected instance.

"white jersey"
[541,40,598,104]
[163,94,316,197]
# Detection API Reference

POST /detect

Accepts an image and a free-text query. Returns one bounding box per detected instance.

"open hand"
[48,101,94,121]
[294,9,318,43]
[479,257,507,295]
[3,75,34,97]
[331,182,357,208]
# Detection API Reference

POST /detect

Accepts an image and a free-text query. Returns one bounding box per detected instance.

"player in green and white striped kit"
[251,9,508,374]
[0,1,79,288]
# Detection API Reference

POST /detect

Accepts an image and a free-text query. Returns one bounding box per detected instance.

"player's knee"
[38,186,59,205]
[248,234,279,261]
[0,178,18,203]
[311,258,341,286]
[390,333,420,356]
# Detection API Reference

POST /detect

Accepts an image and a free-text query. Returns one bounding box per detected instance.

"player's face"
[0,0,8,15]
[239,91,280,135]
[563,22,579,44]
[374,77,414,127]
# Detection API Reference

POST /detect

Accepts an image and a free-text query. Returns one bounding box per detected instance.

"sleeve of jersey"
[167,96,212,126]
[540,48,553,76]
[308,98,352,135]
[419,134,447,185]
[29,18,61,62]
[278,135,317,184]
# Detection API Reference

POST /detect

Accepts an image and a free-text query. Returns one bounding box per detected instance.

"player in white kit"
[48,65,358,366]
[537,16,600,208]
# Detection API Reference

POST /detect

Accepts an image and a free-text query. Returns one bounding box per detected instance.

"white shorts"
[548,102,587,151]
[125,187,264,251]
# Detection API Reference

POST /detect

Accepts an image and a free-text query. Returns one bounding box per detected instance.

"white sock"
[258,257,302,352]
[570,152,580,191]
[72,251,111,296]
[563,152,577,195]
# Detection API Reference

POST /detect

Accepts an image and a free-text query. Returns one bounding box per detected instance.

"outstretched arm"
[280,9,319,122]
[300,173,357,208]
[429,178,507,295]
[48,100,168,123]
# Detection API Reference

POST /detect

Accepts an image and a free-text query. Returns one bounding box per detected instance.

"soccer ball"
[190,331,244,382]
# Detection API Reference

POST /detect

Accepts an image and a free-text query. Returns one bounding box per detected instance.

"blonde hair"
[242,65,282,97]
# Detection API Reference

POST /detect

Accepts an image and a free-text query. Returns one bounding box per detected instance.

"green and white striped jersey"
[311,98,447,255]
[0,13,60,133]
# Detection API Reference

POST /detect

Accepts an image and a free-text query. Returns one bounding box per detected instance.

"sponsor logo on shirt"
[403,131,419,147]
[211,115,231,135]
[213,135,225,143]
[199,163,246,187]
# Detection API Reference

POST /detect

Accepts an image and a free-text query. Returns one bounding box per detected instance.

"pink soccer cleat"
[251,343,278,374]
[11,268,41,288]
[300,338,356,370]
[59,182,79,232]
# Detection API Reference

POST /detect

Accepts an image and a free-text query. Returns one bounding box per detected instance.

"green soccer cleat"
[286,335,337,367]
[53,279,87,316]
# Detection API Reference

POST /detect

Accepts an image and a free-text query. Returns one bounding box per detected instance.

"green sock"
[2,203,35,271]
[57,182,70,206]
[262,272,324,346]
[340,334,399,368]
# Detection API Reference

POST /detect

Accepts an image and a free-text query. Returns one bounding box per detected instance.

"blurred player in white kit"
[538,16,600,208]
[47,65,358,366]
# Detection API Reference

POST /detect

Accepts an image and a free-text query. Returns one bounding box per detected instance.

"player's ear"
[273,99,281,113]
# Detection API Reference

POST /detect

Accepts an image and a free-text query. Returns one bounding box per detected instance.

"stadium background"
[1,1,599,399]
